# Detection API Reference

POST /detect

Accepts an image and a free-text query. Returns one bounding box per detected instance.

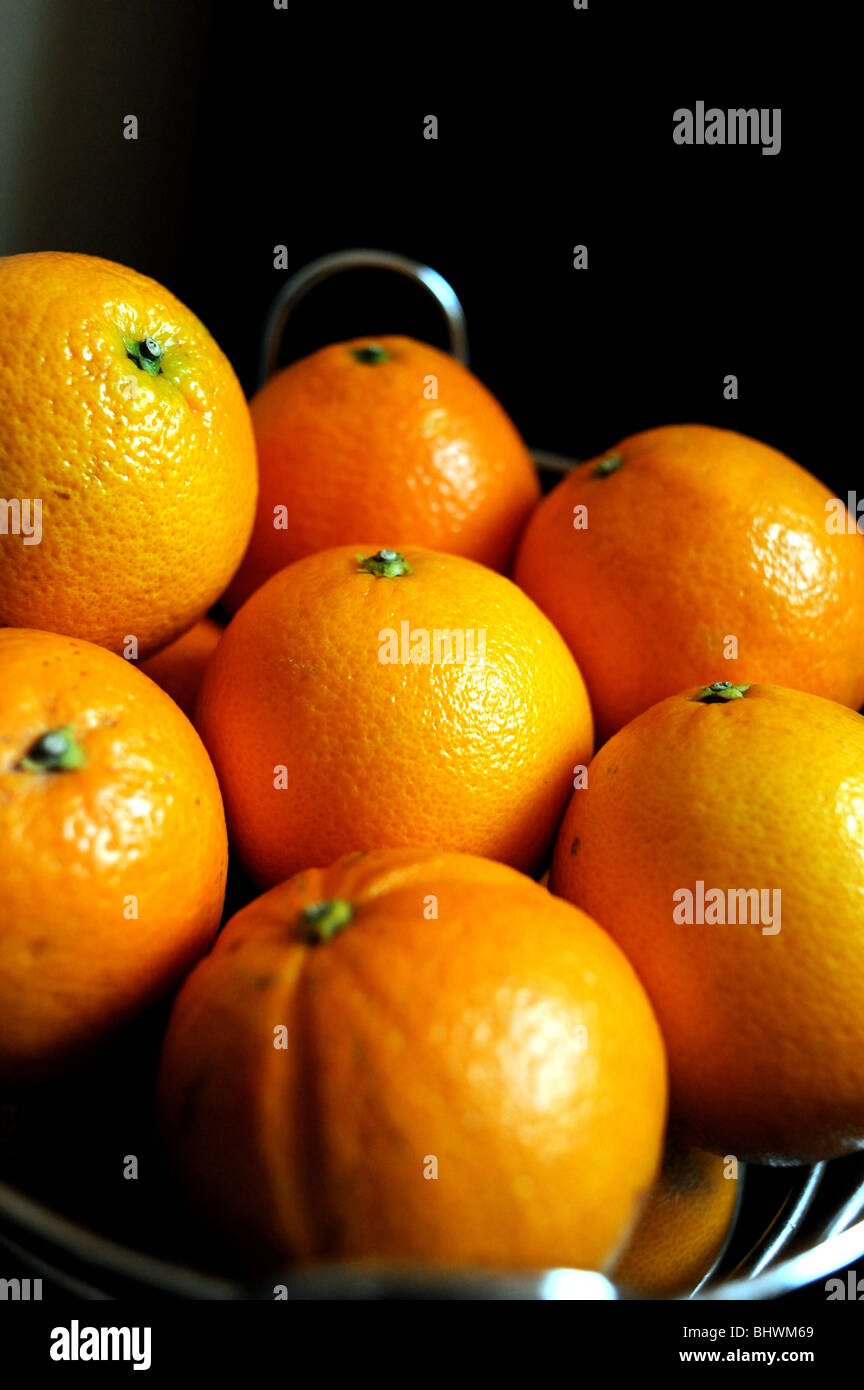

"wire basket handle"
[258,248,470,388]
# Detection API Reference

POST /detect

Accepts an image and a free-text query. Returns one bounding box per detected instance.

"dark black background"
[167,1,853,497]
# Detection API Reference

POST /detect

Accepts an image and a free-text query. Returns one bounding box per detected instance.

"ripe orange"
[0,628,228,1081]
[140,617,222,719]
[614,1133,740,1297]
[223,336,539,611]
[157,848,667,1273]
[0,252,257,657]
[550,680,864,1162]
[515,425,864,741]
[197,545,593,885]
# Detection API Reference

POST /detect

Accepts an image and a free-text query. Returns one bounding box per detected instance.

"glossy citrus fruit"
[0,252,257,657]
[515,425,864,741]
[197,545,593,885]
[614,1132,740,1297]
[140,617,222,719]
[0,628,228,1081]
[157,848,667,1273]
[223,336,539,610]
[550,680,864,1162]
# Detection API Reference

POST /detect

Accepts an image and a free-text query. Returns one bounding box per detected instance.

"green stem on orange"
[300,899,354,945]
[356,549,412,578]
[125,337,164,375]
[351,343,390,365]
[18,726,87,772]
[592,453,623,478]
[691,681,752,704]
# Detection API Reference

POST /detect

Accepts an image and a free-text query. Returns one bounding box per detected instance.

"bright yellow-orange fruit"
[0,252,257,657]
[197,545,593,885]
[157,848,667,1273]
[515,425,864,740]
[223,336,539,610]
[0,628,227,1081]
[551,681,864,1162]
[614,1133,740,1297]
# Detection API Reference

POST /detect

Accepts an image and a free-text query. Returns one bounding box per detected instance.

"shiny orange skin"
[550,682,864,1162]
[0,252,257,657]
[140,618,222,719]
[197,545,594,886]
[157,849,667,1273]
[0,628,228,1081]
[515,425,864,741]
[614,1135,740,1297]
[223,336,539,611]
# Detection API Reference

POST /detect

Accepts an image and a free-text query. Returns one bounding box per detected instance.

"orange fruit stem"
[18,726,87,772]
[124,336,164,375]
[300,899,355,944]
[350,343,390,365]
[691,681,752,704]
[356,549,412,578]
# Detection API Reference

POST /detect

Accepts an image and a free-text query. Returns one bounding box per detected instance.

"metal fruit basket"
[1,250,863,1301]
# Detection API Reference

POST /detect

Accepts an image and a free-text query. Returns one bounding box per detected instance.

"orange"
[0,628,227,1081]
[140,617,222,719]
[156,848,667,1273]
[550,680,864,1162]
[0,252,257,657]
[197,545,593,885]
[223,336,539,611]
[614,1132,740,1297]
[515,424,864,741]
